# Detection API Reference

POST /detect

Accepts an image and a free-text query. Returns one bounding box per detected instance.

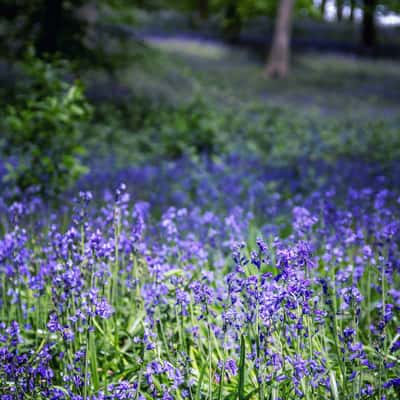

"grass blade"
[195,362,208,400]
[238,334,246,400]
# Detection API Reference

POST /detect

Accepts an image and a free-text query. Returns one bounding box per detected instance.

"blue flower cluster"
[0,157,399,399]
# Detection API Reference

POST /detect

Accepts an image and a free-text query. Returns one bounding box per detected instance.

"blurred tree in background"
[198,0,210,19]
[266,0,295,78]
[362,0,377,48]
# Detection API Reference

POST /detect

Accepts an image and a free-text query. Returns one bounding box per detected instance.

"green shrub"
[89,95,229,165]
[153,96,228,158]
[1,53,92,196]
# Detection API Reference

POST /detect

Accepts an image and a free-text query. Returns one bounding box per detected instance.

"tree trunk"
[0,3,18,19]
[265,0,294,78]
[336,0,343,21]
[36,0,63,55]
[349,0,356,21]
[320,0,327,17]
[224,0,242,43]
[198,0,209,20]
[362,0,377,49]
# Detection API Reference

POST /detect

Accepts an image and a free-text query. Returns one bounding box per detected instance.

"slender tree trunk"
[36,0,63,55]
[349,0,356,21]
[198,0,209,20]
[336,0,343,21]
[320,0,327,18]
[362,0,377,48]
[0,4,18,19]
[223,0,242,43]
[265,0,294,78]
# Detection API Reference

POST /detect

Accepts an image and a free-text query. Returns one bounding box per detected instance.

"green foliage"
[1,53,92,196]
[88,94,400,169]
[165,0,317,19]
[150,96,228,158]
[88,95,230,165]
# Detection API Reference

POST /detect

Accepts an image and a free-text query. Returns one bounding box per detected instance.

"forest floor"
[78,33,400,168]
[131,35,400,125]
